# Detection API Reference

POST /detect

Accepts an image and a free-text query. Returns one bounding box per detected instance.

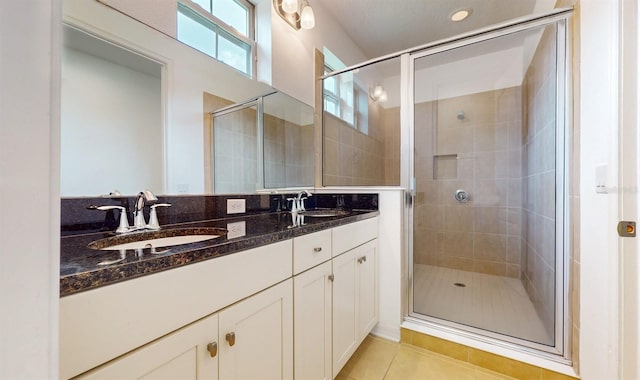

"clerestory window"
[177,0,255,77]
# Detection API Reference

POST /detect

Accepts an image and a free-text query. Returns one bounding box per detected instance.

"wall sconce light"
[273,0,315,30]
[370,85,388,103]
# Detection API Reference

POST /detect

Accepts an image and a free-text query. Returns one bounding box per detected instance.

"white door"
[332,249,358,378]
[218,280,293,380]
[294,261,333,380]
[76,313,219,380]
[619,1,640,377]
[356,240,378,343]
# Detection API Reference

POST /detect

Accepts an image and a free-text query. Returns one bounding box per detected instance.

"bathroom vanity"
[59,194,379,380]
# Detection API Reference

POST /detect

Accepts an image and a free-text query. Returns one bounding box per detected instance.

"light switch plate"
[226,199,246,214]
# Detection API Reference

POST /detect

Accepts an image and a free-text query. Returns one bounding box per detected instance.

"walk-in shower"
[322,9,571,361]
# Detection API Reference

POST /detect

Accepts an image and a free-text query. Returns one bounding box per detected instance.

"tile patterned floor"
[337,335,517,380]
[412,264,552,345]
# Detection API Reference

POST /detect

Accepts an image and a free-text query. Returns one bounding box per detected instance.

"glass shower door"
[409,22,565,351]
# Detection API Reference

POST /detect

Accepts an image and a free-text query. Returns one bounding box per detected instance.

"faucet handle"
[147,203,171,230]
[91,205,130,233]
[286,198,299,213]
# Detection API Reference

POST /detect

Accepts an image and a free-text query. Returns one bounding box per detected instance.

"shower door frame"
[405,13,571,361]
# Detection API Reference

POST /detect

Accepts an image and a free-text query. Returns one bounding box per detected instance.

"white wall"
[373,190,404,342]
[61,47,163,196]
[259,0,369,106]
[578,0,622,378]
[98,0,178,38]
[0,1,61,378]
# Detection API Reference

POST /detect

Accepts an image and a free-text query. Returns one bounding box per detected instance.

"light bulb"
[372,85,384,98]
[300,5,315,29]
[378,91,388,103]
[282,0,298,14]
[450,8,472,22]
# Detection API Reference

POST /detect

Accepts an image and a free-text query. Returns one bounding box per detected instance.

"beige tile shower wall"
[382,106,401,185]
[323,113,386,186]
[203,92,234,193]
[213,106,258,193]
[263,113,314,188]
[522,25,558,336]
[413,87,523,278]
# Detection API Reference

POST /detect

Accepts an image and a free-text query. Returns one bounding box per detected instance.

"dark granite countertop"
[60,209,379,297]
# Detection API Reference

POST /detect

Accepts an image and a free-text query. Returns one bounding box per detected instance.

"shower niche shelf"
[433,154,458,180]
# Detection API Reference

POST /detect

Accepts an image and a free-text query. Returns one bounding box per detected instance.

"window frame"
[323,63,357,127]
[178,0,256,77]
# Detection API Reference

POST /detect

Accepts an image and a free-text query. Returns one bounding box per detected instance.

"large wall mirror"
[61,0,314,196]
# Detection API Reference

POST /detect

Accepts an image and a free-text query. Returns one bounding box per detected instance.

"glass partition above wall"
[322,57,401,186]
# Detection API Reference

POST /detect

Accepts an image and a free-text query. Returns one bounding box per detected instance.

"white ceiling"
[316,0,553,59]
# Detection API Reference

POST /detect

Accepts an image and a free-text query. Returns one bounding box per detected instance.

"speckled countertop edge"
[60,210,379,297]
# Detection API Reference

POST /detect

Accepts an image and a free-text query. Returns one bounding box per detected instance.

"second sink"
[299,209,350,218]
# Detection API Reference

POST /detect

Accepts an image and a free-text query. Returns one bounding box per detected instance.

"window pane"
[324,97,338,117]
[191,0,211,12]
[218,32,250,74]
[324,76,337,95]
[212,0,248,37]
[177,11,216,57]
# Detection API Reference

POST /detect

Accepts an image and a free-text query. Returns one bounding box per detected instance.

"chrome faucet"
[133,190,158,229]
[287,190,311,213]
[296,190,312,212]
[91,189,171,234]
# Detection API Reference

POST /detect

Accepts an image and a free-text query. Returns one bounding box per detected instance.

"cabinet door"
[294,261,332,380]
[76,313,219,380]
[331,249,358,378]
[219,280,293,380]
[356,239,378,343]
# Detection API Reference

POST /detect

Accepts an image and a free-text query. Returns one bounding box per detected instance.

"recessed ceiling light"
[450,8,472,22]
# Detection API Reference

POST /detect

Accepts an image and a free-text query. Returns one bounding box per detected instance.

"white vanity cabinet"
[60,240,292,379]
[294,261,333,380]
[218,280,293,380]
[60,216,378,380]
[75,313,220,380]
[292,217,379,380]
[76,280,293,380]
[331,240,378,378]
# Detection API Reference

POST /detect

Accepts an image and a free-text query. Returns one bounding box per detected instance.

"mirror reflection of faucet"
[288,211,305,228]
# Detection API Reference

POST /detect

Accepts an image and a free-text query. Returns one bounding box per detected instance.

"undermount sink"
[88,227,227,251]
[299,209,350,218]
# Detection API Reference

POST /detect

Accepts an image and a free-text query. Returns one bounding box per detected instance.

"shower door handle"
[406,177,416,206]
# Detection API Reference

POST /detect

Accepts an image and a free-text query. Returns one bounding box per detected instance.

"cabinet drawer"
[293,229,332,275]
[332,217,378,257]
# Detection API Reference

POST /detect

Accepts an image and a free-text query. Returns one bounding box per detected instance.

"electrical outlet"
[226,221,246,239]
[226,199,246,214]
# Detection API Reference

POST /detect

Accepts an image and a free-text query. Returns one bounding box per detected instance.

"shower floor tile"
[413,264,552,345]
